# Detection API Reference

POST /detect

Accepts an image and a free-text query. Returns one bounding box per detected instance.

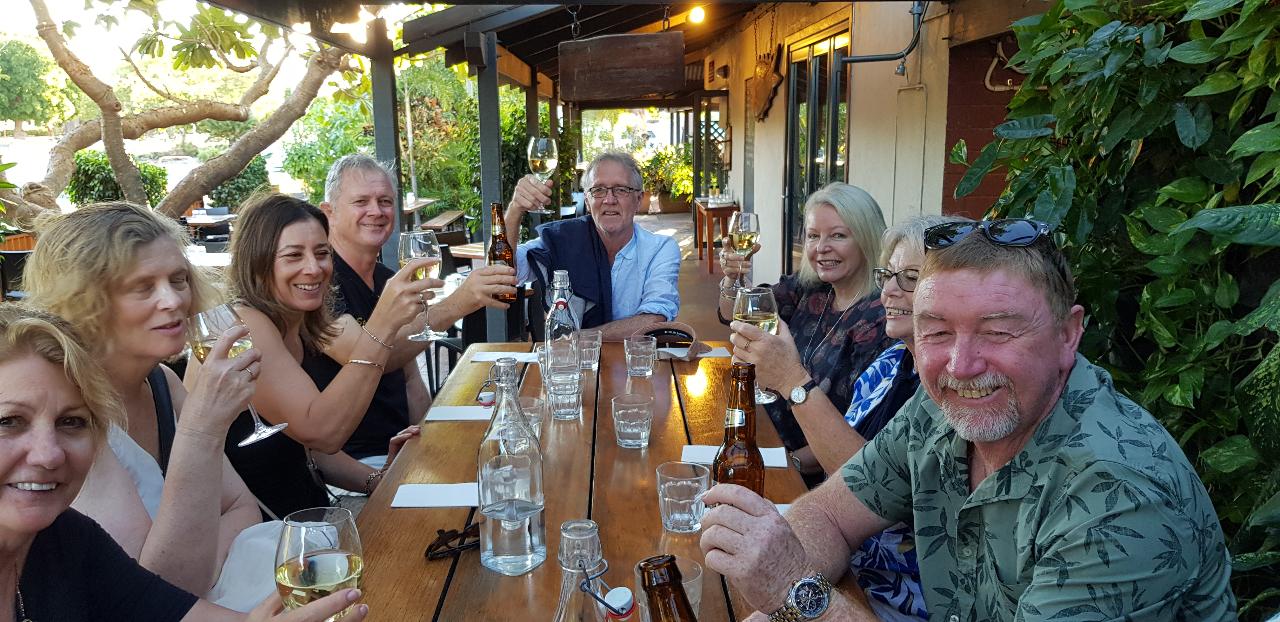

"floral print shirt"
[764,274,891,452]
[843,354,1237,621]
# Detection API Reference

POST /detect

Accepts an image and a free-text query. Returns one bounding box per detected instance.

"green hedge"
[209,155,268,209]
[66,151,166,207]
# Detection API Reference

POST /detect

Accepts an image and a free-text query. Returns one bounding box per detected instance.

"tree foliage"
[0,39,56,126]
[954,0,1280,613]
[65,150,165,207]
[208,154,267,208]
[281,98,373,204]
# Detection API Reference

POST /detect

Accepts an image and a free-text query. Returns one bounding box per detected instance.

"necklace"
[14,571,32,622]
[800,289,857,370]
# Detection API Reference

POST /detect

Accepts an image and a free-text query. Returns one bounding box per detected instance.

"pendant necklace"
[800,289,856,370]
[14,570,33,622]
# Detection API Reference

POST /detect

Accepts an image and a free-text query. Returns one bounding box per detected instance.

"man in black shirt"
[306,154,516,470]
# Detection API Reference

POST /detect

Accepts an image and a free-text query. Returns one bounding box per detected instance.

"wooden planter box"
[656,192,691,213]
[0,233,35,251]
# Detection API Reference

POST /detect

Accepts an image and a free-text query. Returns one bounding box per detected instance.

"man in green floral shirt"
[700,220,1235,621]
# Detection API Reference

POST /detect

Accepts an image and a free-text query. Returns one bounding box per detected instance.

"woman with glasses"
[719,182,892,478]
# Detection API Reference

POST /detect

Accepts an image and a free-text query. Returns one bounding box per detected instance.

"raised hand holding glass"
[188,303,287,446]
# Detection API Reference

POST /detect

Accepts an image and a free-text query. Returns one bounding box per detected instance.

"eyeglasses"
[424,521,480,560]
[586,186,640,200]
[923,219,1053,250]
[873,267,919,292]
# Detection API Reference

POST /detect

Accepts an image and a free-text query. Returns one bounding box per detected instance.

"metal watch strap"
[768,573,834,621]
[767,605,804,622]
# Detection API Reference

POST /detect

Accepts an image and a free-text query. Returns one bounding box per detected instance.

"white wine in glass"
[188,304,287,447]
[398,230,447,342]
[732,287,780,404]
[526,136,557,215]
[275,507,364,620]
[721,212,762,299]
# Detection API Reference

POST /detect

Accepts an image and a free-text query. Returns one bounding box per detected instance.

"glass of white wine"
[721,211,761,299]
[275,507,364,621]
[732,287,780,404]
[398,230,446,342]
[188,304,287,446]
[526,136,557,215]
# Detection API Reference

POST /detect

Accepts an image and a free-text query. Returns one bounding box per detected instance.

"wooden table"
[694,198,741,273]
[450,242,486,261]
[357,341,807,620]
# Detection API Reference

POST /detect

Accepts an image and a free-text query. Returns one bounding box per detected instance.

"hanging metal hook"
[567,4,583,40]
[662,4,671,31]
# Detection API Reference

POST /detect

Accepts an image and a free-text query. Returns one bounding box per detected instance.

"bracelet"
[359,323,394,350]
[348,358,385,370]
[363,467,386,494]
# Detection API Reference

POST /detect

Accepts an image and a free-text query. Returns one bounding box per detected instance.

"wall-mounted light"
[689,6,706,24]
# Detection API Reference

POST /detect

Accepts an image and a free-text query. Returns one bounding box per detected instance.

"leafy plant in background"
[208,154,268,208]
[281,98,373,204]
[952,0,1280,614]
[65,150,165,207]
[641,143,693,198]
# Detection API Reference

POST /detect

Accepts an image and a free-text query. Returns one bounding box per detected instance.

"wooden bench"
[420,209,464,232]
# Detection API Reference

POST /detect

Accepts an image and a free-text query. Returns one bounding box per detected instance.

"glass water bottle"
[477,357,546,575]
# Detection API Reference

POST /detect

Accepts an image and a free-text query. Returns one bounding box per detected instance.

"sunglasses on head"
[923,219,1053,251]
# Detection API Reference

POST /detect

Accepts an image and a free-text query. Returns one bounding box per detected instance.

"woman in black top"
[207,194,427,518]
[0,305,367,621]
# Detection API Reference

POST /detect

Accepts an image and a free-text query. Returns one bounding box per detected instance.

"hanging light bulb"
[689,6,706,24]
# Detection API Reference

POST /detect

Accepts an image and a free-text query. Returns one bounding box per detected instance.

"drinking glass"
[398,231,446,341]
[578,329,602,371]
[518,396,545,441]
[275,507,364,620]
[732,287,780,404]
[612,394,654,449]
[634,557,703,621]
[546,340,582,420]
[624,335,657,377]
[188,304,286,447]
[720,211,761,299]
[655,462,708,533]
[526,137,557,215]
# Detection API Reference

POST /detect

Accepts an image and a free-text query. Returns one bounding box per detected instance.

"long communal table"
[357,341,809,620]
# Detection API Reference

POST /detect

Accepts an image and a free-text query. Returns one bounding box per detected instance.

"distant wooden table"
[404,198,438,230]
[694,198,740,273]
[450,242,486,261]
[185,214,235,228]
[421,209,465,232]
[356,341,807,620]
[185,246,230,268]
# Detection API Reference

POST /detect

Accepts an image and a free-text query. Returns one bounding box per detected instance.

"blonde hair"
[796,182,886,300]
[24,202,216,351]
[0,303,124,443]
[880,214,975,266]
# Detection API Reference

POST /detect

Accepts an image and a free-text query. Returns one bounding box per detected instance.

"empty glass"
[655,462,708,533]
[578,329,602,371]
[612,394,654,449]
[545,340,582,420]
[625,335,657,377]
[518,396,546,441]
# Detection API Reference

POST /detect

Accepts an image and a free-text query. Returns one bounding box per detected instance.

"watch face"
[790,386,806,404]
[792,580,829,617]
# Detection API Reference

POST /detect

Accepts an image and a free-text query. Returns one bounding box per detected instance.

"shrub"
[209,155,269,209]
[66,150,166,207]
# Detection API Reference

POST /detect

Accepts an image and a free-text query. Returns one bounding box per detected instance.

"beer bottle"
[712,362,765,496]
[637,555,698,622]
[487,201,517,302]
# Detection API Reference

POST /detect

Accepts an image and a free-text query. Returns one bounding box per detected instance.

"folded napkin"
[424,406,492,422]
[680,445,788,468]
[391,483,479,508]
[776,503,791,515]
[472,351,539,363]
[658,346,732,360]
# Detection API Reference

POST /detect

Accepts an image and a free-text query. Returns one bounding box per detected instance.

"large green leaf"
[1173,101,1212,150]
[1200,435,1262,474]
[1246,152,1280,186]
[954,140,1002,198]
[1233,551,1280,571]
[1168,38,1221,63]
[1234,279,1280,335]
[993,114,1056,140]
[1246,488,1280,528]
[1228,121,1280,158]
[1173,203,1280,245]
[1181,0,1245,22]
[1158,177,1212,203]
[1185,71,1240,96]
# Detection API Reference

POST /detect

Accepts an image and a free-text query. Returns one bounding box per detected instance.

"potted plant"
[641,145,693,213]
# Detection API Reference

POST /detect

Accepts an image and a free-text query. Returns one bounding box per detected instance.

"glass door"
[783,29,850,273]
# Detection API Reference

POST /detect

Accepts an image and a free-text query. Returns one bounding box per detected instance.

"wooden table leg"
[705,211,716,273]
[696,205,705,260]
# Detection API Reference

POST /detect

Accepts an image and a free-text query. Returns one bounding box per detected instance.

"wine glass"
[188,304,287,447]
[398,230,447,342]
[732,287,780,404]
[275,507,364,620]
[720,211,761,299]
[526,136,557,215]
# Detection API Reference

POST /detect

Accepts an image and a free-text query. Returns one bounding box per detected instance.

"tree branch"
[121,47,187,104]
[238,37,290,108]
[157,46,346,217]
[31,0,146,205]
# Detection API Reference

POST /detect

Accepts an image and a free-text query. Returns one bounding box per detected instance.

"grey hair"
[582,151,644,191]
[879,213,975,266]
[324,153,396,204]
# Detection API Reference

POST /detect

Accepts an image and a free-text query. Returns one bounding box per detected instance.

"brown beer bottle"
[486,201,517,302]
[637,555,698,621]
[712,362,765,496]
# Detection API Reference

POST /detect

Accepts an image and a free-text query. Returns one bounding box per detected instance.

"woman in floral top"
[718,182,891,477]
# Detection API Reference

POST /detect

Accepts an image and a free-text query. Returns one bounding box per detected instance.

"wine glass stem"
[248,405,267,428]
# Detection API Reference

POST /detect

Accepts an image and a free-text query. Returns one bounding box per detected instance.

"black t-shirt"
[301,251,410,459]
[18,510,199,621]
[225,410,329,519]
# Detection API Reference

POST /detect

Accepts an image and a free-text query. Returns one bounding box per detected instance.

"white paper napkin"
[658,346,732,359]
[424,406,492,421]
[775,503,791,515]
[700,347,732,358]
[472,351,539,363]
[391,483,479,508]
[680,445,789,468]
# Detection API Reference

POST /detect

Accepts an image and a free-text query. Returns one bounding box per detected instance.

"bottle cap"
[557,519,602,570]
[604,587,635,618]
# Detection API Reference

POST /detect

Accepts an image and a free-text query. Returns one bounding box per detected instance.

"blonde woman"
[719,182,892,478]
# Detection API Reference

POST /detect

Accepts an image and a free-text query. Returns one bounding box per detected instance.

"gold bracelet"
[363,467,386,494]
[359,323,394,350]
[348,358,385,370]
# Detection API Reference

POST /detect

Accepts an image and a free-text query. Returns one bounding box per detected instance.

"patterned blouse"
[764,274,891,452]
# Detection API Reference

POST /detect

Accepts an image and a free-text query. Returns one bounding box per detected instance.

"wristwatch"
[768,573,833,621]
[788,378,818,405]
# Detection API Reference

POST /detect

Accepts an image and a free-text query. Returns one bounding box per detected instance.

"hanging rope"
[567,4,582,39]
